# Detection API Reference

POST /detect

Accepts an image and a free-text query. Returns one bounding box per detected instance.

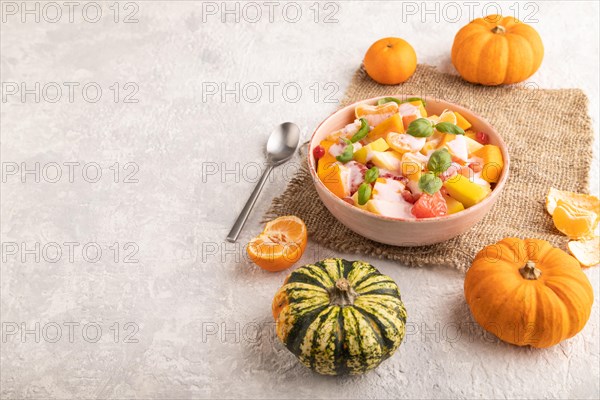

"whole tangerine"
[364,37,417,85]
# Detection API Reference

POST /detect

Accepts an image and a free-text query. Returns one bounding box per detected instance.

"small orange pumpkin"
[451,15,544,85]
[464,238,593,348]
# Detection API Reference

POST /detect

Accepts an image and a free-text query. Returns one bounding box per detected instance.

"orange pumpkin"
[464,238,593,348]
[451,15,544,85]
[364,37,417,85]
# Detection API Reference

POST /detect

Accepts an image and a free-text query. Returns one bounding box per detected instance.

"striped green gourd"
[272,258,407,375]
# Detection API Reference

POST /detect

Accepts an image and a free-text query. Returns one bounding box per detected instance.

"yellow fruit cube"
[443,174,491,208]
[371,151,403,172]
[445,195,465,214]
[353,138,389,164]
[454,111,472,130]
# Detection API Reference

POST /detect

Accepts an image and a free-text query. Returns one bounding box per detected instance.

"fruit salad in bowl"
[308,96,509,246]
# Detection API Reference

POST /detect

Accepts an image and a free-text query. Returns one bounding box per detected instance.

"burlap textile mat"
[264,65,594,270]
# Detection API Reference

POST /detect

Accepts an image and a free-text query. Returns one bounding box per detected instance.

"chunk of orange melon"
[471,145,504,183]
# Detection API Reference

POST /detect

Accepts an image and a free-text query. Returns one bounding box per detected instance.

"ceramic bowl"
[307,96,510,246]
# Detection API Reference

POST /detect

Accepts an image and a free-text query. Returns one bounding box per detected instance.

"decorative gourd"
[272,258,407,375]
[464,238,593,348]
[451,15,544,85]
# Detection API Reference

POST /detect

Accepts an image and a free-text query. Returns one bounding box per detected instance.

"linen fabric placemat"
[264,65,594,270]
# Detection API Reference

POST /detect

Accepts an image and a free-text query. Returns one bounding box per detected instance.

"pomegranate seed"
[402,190,416,204]
[475,132,489,145]
[313,145,326,160]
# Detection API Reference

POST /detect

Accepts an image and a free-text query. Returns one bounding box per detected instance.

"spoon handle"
[226,164,274,243]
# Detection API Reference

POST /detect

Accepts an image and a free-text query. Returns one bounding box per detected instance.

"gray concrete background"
[1,1,599,398]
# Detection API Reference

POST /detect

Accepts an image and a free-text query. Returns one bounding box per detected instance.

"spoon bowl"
[267,122,301,165]
[227,122,300,242]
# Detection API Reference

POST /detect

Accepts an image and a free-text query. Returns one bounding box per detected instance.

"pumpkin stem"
[491,25,506,34]
[519,260,542,280]
[329,278,358,306]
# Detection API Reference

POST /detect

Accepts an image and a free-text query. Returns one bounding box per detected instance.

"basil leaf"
[357,183,372,205]
[435,122,465,135]
[336,141,354,163]
[364,166,379,184]
[427,149,452,175]
[418,172,443,195]
[407,118,434,137]
[350,118,369,143]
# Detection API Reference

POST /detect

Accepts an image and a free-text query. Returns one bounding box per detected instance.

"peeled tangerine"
[247,216,308,272]
[552,200,599,239]
[386,131,426,154]
[355,102,398,127]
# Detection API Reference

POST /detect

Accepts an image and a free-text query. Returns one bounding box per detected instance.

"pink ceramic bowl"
[307,95,510,246]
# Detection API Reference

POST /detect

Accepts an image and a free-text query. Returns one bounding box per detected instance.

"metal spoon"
[226,122,300,242]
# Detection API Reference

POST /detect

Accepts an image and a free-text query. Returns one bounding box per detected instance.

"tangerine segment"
[546,187,600,216]
[246,216,307,272]
[386,131,426,154]
[568,237,600,268]
[552,200,599,239]
[263,215,307,244]
[355,102,398,127]
[437,110,458,125]
[355,102,398,118]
